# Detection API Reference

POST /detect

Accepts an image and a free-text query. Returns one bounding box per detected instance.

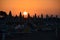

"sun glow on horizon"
[0,0,60,17]
[23,11,28,16]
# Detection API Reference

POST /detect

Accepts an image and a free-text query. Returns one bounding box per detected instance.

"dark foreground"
[0,31,60,40]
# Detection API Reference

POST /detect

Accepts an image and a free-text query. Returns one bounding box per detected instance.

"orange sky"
[0,0,60,17]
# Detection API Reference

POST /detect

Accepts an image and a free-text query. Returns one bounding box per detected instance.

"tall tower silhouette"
[19,12,22,18]
[28,13,30,18]
[9,11,12,17]
[27,13,31,22]
[33,13,37,18]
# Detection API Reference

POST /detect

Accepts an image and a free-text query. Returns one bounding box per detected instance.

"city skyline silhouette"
[0,0,60,40]
[0,10,60,40]
[0,11,60,18]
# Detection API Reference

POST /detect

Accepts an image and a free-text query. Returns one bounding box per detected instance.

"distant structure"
[19,12,22,18]
[41,14,43,19]
[8,11,12,17]
[50,15,53,18]
[0,11,7,18]
[28,13,30,18]
[0,11,60,40]
[0,11,60,32]
[46,14,49,18]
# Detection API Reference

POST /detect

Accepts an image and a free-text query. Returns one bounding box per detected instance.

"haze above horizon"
[0,0,60,17]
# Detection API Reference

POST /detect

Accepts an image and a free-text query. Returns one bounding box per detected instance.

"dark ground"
[0,31,60,40]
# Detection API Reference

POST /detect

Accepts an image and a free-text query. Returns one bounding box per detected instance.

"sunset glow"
[23,12,28,16]
[0,0,60,17]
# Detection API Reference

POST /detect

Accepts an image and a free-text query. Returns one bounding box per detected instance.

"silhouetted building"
[28,13,30,18]
[41,14,43,19]
[22,15,24,18]
[46,14,49,18]
[50,15,53,18]
[56,15,58,18]
[0,11,60,34]
[8,11,13,18]
[9,11,12,16]
[19,12,22,18]
[34,13,37,18]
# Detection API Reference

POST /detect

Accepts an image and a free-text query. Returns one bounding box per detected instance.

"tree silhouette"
[0,11,7,18]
